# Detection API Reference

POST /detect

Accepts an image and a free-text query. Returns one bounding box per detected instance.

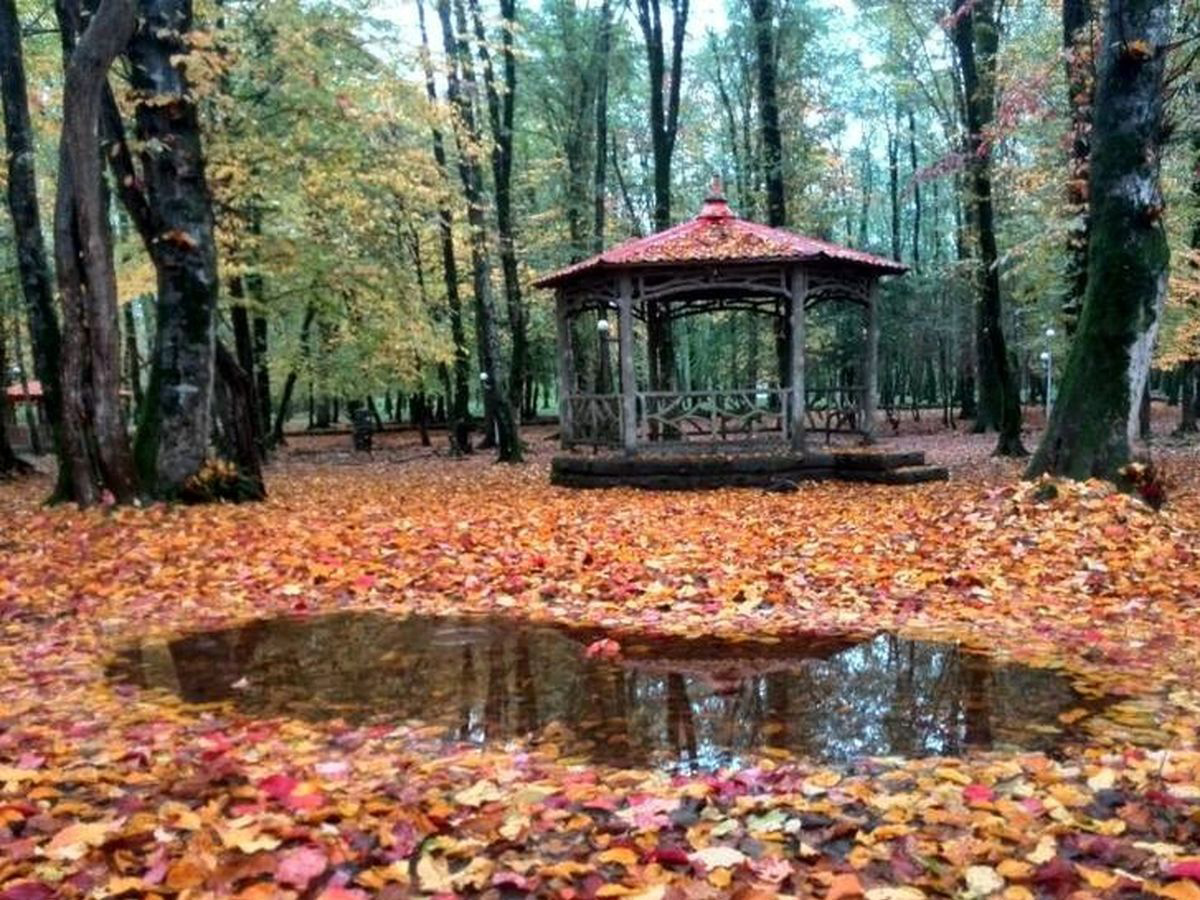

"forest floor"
[1,417,1200,899]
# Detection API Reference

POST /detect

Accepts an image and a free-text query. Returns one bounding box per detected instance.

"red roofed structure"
[536,179,910,475]
[535,192,905,288]
[5,380,45,403]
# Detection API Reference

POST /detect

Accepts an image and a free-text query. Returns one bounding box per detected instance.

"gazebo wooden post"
[617,273,638,454]
[862,280,880,443]
[555,292,574,448]
[789,266,807,452]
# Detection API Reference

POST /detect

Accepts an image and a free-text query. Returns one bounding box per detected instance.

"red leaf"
[963,783,995,805]
[277,845,328,890]
[258,773,298,800]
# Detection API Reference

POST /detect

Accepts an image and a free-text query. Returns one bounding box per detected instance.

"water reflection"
[109,614,1097,770]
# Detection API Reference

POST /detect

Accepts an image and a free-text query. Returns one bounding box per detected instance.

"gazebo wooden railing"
[562,385,867,449]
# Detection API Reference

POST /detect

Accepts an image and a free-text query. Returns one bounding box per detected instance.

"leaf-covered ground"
[1,429,1199,899]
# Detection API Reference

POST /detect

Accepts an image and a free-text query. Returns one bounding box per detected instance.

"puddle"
[108,613,1104,771]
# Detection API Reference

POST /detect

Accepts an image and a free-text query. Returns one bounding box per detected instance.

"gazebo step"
[845,464,950,485]
[550,470,837,490]
[828,450,926,471]
[550,453,948,490]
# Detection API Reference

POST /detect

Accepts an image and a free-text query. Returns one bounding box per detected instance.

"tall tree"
[592,0,612,254]
[749,0,784,228]
[593,0,613,394]
[887,103,901,262]
[439,0,521,461]
[0,0,68,493]
[909,108,921,269]
[127,0,222,495]
[417,0,472,453]
[1062,0,1095,333]
[634,0,688,392]
[1028,0,1171,479]
[950,0,1024,455]
[469,0,527,418]
[53,0,140,504]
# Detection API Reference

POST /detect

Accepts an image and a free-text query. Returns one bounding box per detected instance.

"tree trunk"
[271,302,315,447]
[909,108,922,269]
[213,341,266,500]
[1062,0,1094,333]
[750,0,784,228]
[127,0,220,496]
[0,320,32,478]
[1178,361,1198,434]
[635,0,686,392]
[417,0,472,453]
[440,0,521,462]
[1,0,68,491]
[123,298,144,411]
[951,0,1025,455]
[252,314,271,438]
[593,0,613,393]
[230,294,266,461]
[888,104,901,262]
[53,0,140,505]
[1139,379,1152,441]
[593,0,611,255]
[469,0,527,419]
[1027,0,1171,479]
[10,313,42,455]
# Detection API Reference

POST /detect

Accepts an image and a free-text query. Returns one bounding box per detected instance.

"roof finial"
[707,172,725,200]
[698,173,733,220]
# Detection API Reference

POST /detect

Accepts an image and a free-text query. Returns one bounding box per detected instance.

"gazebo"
[535,181,947,488]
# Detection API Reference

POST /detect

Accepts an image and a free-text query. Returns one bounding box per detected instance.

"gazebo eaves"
[533,250,907,288]
[533,192,908,289]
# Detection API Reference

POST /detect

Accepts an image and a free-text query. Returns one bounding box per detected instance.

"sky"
[375,0,866,65]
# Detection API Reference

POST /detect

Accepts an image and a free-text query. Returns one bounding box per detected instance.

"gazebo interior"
[534,182,949,488]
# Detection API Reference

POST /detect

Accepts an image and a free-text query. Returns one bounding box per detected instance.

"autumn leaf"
[45,821,118,860]
[276,846,327,890]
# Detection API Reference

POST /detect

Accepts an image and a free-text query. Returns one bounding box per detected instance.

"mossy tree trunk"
[53,0,140,505]
[128,0,221,497]
[1062,0,1095,333]
[1027,0,1171,480]
[951,0,1025,456]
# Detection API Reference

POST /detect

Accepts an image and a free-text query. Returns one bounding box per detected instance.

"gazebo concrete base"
[550,449,949,490]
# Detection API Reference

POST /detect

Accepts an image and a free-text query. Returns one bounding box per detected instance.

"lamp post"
[1041,326,1056,419]
[597,317,613,394]
[479,371,499,444]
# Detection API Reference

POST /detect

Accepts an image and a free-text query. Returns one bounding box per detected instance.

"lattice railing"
[805,386,864,436]
[564,386,868,447]
[640,389,789,442]
[566,394,622,446]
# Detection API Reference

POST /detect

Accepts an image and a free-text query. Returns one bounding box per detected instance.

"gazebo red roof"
[5,380,130,402]
[534,185,907,288]
[5,380,44,402]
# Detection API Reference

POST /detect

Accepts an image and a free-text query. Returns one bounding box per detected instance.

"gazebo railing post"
[863,279,879,444]
[555,292,574,448]
[618,274,638,455]
[789,266,807,453]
